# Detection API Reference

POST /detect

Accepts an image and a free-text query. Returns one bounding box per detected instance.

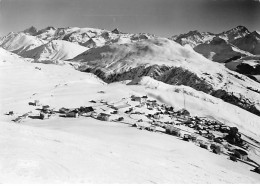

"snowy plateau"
[0,26,260,183]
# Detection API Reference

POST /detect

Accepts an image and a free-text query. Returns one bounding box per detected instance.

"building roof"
[100,113,111,116]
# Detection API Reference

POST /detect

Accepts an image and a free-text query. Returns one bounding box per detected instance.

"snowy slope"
[22,40,88,61]
[0,47,104,114]
[71,38,260,116]
[0,32,46,55]
[194,37,247,63]
[170,30,215,48]
[231,31,260,55]
[217,26,250,42]
[129,76,260,140]
[171,26,255,63]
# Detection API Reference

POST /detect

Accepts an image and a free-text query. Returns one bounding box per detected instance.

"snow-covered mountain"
[0,26,156,62]
[1,26,260,117]
[22,40,88,61]
[231,31,260,55]
[71,38,260,116]
[217,25,250,42]
[0,32,46,55]
[170,26,258,63]
[193,37,248,63]
[170,30,215,48]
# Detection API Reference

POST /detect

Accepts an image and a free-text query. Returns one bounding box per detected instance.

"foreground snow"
[1,119,260,183]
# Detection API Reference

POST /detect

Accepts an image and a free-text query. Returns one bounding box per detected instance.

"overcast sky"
[0,0,259,37]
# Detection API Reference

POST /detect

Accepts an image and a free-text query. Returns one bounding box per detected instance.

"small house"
[8,111,14,115]
[141,95,148,103]
[148,125,156,132]
[97,113,111,121]
[34,100,40,106]
[59,107,70,114]
[253,166,260,174]
[132,95,148,103]
[79,106,94,114]
[166,125,181,137]
[153,113,160,120]
[214,137,224,144]
[66,112,79,118]
[210,143,222,154]
[117,117,124,121]
[177,108,190,116]
[183,134,191,141]
[190,134,198,142]
[230,155,238,162]
[199,142,210,150]
[42,105,50,110]
[131,95,141,101]
[207,133,215,140]
[233,149,248,161]
[40,112,49,120]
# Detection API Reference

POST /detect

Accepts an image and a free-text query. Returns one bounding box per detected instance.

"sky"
[0,0,260,37]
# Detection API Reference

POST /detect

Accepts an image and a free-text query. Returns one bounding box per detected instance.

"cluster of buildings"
[8,95,260,173]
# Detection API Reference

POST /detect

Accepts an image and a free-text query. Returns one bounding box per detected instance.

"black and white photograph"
[0,0,260,184]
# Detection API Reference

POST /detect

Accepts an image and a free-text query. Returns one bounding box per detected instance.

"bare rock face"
[23,26,38,35]
[111,28,120,34]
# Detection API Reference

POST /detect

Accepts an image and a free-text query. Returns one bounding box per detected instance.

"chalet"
[79,106,94,114]
[40,112,49,120]
[111,110,118,114]
[149,125,156,132]
[183,134,191,141]
[59,107,70,114]
[153,113,160,120]
[118,117,124,121]
[253,166,260,174]
[35,100,40,106]
[177,108,190,116]
[66,112,79,118]
[199,141,210,150]
[190,134,198,142]
[97,113,111,121]
[131,95,148,103]
[166,125,181,137]
[42,105,50,110]
[233,149,248,161]
[207,133,215,140]
[214,137,224,144]
[141,95,148,103]
[165,106,174,112]
[210,143,222,154]
[147,100,157,107]
[230,155,238,162]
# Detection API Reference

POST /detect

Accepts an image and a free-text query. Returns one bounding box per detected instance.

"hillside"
[0,32,46,55]
[170,26,258,64]
[71,38,260,116]
[22,40,88,61]
[193,37,247,63]
[231,31,260,55]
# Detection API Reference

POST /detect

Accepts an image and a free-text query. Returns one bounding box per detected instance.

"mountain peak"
[23,26,38,35]
[225,25,250,34]
[112,28,120,34]
[251,31,260,38]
